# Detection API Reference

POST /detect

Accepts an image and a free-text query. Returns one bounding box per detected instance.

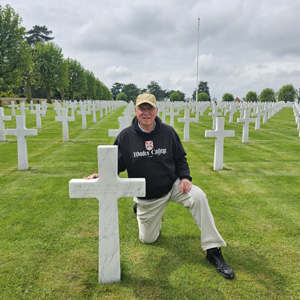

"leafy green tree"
[295,88,300,103]
[85,70,97,99]
[66,58,86,100]
[25,25,54,46]
[167,90,185,101]
[22,50,36,101]
[123,83,140,101]
[103,85,112,100]
[56,58,69,100]
[176,90,185,101]
[193,81,211,100]
[147,81,165,101]
[24,25,54,100]
[116,92,128,101]
[245,91,258,102]
[198,92,210,102]
[259,88,275,102]
[34,42,68,102]
[111,82,124,99]
[95,79,103,100]
[222,93,234,102]
[95,80,111,100]
[278,84,296,102]
[0,4,31,85]
[169,92,181,102]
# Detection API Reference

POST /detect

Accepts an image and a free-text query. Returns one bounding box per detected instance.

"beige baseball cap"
[136,93,157,107]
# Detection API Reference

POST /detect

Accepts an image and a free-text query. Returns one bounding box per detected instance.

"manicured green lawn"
[0,103,299,299]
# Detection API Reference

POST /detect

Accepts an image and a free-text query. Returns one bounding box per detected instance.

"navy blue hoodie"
[114,116,192,200]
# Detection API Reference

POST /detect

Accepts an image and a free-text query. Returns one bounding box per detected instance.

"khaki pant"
[134,179,226,250]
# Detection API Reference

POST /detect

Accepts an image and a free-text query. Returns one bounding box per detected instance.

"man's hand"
[178,178,192,194]
[84,173,99,180]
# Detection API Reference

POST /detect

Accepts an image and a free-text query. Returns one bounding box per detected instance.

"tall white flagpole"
[196,17,200,102]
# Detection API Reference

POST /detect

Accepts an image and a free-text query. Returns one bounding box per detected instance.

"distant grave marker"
[55,107,75,142]
[8,101,18,117]
[31,104,43,129]
[77,105,91,129]
[237,109,256,143]
[0,107,11,141]
[17,102,29,116]
[205,117,235,170]
[178,108,197,142]
[6,115,37,170]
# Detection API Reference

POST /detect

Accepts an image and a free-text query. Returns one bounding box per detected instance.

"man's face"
[135,103,158,129]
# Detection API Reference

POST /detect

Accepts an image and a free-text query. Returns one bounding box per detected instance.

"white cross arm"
[205,117,235,138]
[69,146,145,200]
[69,177,145,199]
[205,130,235,138]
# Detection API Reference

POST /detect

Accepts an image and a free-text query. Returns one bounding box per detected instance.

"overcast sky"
[3,0,300,99]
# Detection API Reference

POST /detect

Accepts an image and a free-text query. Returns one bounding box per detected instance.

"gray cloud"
[5,0,300,99]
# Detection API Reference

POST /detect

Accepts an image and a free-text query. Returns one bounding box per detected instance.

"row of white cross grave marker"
[1,99,298,171]
[1,99,299,283]
[0,100,125,169]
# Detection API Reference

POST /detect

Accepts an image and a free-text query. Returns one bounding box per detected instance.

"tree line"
[0,4,112,102]
[221,85,299,103]
[111,81,187,102]
[109,76,298,104]
[112,80,213,102]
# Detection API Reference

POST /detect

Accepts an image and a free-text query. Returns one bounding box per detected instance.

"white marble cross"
[68,101,77,118]
[192,103,204,123]
[227,104,238,124]
[28,101,35,111]
[41,101,48,116]
[77,105,91,129]
[199,102,210,117]
[266,103,273,120]
[54,102,62,117]
[166,104,179,127]
[17,102,29,115]
[69,145,145,283]
[158,103,167,123]
[178,108,197,142]
[237,109,256,143]
[104,103,108,115]
[122,102,135,117]
[5,115,37,170]
[99,102,104,119]
[0,107,12,141]
[261,105,268,124]
[205,117,235,170]
[31,104,43,129]
[108,116,132,137]
[252,105,264,130]
[55,107,75,142]
[209,106,222,129]
[8,101,18,117]
[238,105,246,119]
[91,101,98,123]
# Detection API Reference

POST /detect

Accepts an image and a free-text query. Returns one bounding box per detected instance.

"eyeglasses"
[136,106,157,113]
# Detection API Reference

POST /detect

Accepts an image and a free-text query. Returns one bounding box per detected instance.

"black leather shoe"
[133,203,137,214]
[206,248,234,279]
